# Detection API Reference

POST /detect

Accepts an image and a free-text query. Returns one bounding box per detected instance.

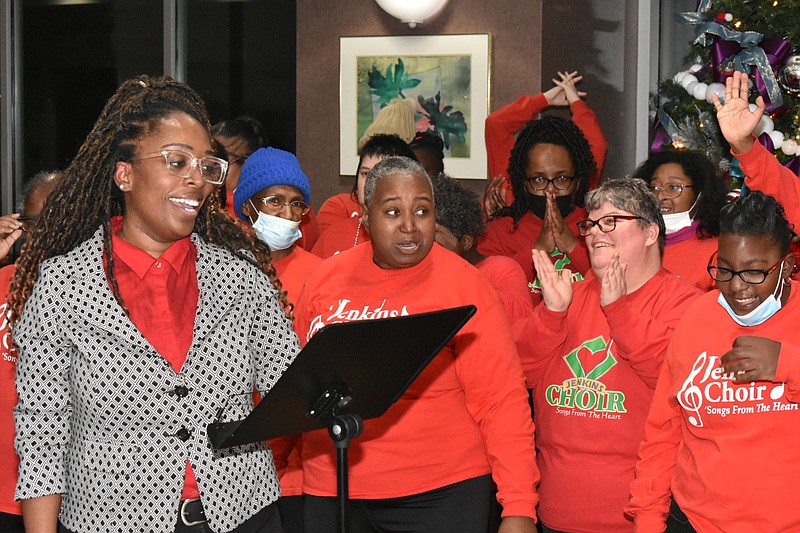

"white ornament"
[748,103,758,112]
[705,82,726,104]
[781,138,798,156]
[680,73,698,89]
[754,115,774,136]
[724,13,733,22]
[769,130,785,148]
[689,64,703,73]
[692,82,709,100]
[673,71,689,84]
[685,80,699,94]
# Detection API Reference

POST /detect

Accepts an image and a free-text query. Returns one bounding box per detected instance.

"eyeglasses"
[647,183,693,199]
[576,215,645,236]
[526,175,574,191]
[707,253,789,284]
[130,149,228,185]
[253,195,310,216]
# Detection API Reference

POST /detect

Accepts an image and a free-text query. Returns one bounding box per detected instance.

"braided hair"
[500,115,596,226]
[9,75,290,325]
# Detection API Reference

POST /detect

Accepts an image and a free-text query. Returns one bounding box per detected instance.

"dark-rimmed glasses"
[576,215,645,236]
[130,149,228,185]
[707,253,789,284]
[647,183,693,199]
[526,175,574,191]
[253,195,310,216]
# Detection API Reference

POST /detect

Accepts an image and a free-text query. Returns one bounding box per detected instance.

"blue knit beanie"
[233,147,311,220]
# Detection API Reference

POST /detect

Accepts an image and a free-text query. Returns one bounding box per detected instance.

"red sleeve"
[603,275,701,388]
[513,303,570,387]
[570,100,608,189]
[478,257,534,324]
[737,140,800,231]
[454,296,539,519]
[485,93,549,180]
[625,351,681,533]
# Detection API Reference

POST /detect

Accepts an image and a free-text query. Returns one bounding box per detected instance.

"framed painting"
[340,34,490,179]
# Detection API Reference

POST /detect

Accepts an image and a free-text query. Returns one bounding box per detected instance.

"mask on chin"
[663,193,702,235]
[717,263,788,327]
[527,193,575,219]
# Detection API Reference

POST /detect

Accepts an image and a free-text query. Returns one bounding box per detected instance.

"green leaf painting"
[357,54,472,158]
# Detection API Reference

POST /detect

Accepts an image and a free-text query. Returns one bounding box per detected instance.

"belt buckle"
[180,497,206,527]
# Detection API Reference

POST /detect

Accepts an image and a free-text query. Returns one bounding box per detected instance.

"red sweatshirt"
[316,193,360,235]
[662,234,717,293]
[476,255,534,324]
[485,93,608,197]
[0,265,20,516]
[627,285,800,533]
[736,140,800,231]
[513,269,701,532]
[294,243,539,519]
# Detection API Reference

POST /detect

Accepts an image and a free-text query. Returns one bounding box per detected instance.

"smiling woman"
[9,75,299,533]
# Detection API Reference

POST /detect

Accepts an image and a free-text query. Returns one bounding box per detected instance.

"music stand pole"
[329,412,364,533]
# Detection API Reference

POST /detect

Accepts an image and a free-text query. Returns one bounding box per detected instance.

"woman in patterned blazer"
[9,76,300,533]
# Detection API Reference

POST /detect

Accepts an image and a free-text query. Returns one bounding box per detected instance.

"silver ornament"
[778,55,800,94]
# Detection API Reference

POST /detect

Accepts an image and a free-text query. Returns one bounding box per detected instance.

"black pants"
[666,500,697,533]
[303,474,493,533]
[0,511,25,533]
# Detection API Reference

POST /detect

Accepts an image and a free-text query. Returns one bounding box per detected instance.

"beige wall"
[296,0,543,205]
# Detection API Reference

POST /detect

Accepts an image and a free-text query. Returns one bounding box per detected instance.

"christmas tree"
[652,0,800,190]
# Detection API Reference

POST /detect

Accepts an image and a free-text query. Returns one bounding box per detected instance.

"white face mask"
[717,261,787,327]
[662,193,701,235]
[249,201,302,251]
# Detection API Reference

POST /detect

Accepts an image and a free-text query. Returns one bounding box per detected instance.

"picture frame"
[339,34,491,179]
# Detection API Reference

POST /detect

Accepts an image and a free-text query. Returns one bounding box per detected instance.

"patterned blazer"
[14,228,299,533]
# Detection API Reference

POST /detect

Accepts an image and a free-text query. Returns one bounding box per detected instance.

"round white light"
[375,0,449,27]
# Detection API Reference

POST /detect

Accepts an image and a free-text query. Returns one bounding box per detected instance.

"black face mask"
[526,192,575,219]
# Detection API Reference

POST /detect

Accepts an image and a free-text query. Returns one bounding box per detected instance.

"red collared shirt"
[108,216,200,500]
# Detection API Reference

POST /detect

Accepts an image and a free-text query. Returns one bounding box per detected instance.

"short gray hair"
[584,177,665,254]
[363,156,433,207]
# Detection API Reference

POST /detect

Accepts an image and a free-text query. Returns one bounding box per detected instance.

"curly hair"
[432,174,484,240]
[631,150,726,237]
[499,115,596,225]
[9,75,290,325]
[719,191,793,255]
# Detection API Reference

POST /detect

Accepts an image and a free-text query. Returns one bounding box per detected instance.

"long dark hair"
[10,75,290,324]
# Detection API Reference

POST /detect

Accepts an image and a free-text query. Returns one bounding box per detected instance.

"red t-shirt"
[293,243,539,519]
[628,285,800,533]
[110,218,200,500]
[310,217,370,259]
[514,269,701,532]
[316,193,360,235]
[0,264,20,515]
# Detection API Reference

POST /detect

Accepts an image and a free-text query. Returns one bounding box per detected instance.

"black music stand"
[207,305,476,533]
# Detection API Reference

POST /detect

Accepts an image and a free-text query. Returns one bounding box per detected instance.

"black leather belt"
[180,497,206,527]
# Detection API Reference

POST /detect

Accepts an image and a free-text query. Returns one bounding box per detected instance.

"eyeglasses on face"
[130,149,228,185]
[576,214,645,237]
[526,175,574,191]
[647,183,693,199]
[228,155,249,166]
[707,253,789,284]
[253,195,310,216]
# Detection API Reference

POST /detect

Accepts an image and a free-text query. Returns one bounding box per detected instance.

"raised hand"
[544,71,585,106]
[532,248,573,312]
[712,70,764,154]
[720,335,781,383]
[482,176,508,219]
[599,252,627,306]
